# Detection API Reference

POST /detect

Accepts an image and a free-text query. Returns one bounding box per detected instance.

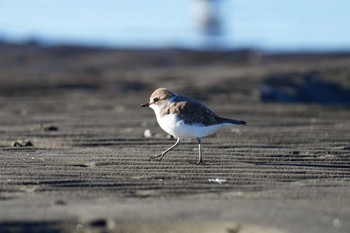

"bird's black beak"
[140,102,149,107]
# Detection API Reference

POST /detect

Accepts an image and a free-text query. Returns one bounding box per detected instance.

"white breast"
[156,113,179,137]
[157,113,226,139]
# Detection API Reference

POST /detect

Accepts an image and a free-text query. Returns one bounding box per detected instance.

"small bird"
[141,88,246,164]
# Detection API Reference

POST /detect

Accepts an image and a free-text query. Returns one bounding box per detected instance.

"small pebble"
[230,128,242,135]
[76,224,84,230]
[143,129,153,138]
[32,124,58,131]
[89,218,115,229]
[333,218,342,228]
[11,139,33,147]
[43,125,58,131]
[166,134,174,139]
[208,178,227,184]
[55,200,66,205]
[89,219,107,227]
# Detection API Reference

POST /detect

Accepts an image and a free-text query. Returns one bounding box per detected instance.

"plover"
[141,88,246,164]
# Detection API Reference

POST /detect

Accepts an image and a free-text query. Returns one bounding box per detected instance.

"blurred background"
[0,0,350,107]
[1,0,350,51]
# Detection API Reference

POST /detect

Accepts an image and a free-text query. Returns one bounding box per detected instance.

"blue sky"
[0,0,349,50]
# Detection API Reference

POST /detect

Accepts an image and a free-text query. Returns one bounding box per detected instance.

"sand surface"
[0,45,349,232]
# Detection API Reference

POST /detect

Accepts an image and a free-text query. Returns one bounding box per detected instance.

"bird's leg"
[196,137,204,165]
[151,138,180,161]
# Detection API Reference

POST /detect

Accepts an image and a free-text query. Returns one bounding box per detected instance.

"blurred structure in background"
[196,0,223,36]
[194,0,224,49]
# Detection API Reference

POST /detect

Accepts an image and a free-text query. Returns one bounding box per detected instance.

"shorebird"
[141,88,246,164]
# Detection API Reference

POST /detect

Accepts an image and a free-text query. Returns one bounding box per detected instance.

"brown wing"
[161,96,246,126]
[172,96,219,126]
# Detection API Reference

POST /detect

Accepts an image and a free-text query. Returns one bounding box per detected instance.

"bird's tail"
[216,116,247,125]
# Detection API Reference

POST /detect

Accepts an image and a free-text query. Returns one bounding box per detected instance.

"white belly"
[157,113,227,139]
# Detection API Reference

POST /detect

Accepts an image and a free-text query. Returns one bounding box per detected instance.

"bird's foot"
[189,159,204,165]
[196,159,204,165]
[149,154,164,162]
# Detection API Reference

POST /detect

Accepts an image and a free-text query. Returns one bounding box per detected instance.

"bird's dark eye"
[153,97,159,102]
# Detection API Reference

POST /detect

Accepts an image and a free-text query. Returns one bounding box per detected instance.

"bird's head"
[140,88,176,112]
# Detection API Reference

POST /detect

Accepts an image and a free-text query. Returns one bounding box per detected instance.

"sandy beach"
[0,43,349,232]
